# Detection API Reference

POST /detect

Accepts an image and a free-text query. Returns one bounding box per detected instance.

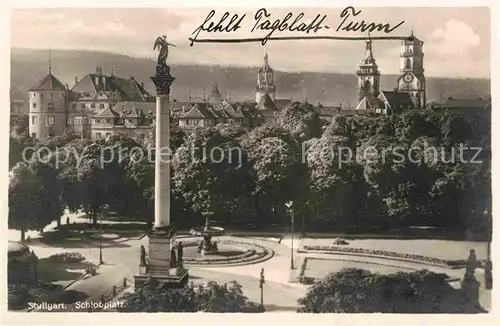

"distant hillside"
[10,48,491,106]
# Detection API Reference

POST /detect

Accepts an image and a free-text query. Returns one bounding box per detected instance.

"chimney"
[103,76,107,90]
[141,82,144,88]
[75,76,79,85]
[394,88,398,92]
[95,67,102,75]
[95,75,100,89]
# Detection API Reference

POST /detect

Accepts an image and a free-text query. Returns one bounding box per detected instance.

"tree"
[9,161,62,240]
[9,135,35,169]
[10,114,29,136]
[276,101,323,141]
[241,124,305,226]
[298,268,483,313]
[172,126,253,223]
[305,124,369,228]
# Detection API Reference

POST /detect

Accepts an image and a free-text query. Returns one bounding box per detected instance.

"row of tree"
[8,103,491,240]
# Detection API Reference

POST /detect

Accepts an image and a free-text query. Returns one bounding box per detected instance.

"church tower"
[356,37,380,101]
[255,48,276,103]
[397,32,426,109]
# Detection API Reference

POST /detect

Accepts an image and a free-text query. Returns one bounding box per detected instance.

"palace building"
[28,65,156,140]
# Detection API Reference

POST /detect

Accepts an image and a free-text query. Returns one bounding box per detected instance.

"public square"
[8,211,492,312]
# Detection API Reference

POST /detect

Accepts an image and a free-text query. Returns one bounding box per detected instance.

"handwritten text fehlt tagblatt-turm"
[189,7,406,46]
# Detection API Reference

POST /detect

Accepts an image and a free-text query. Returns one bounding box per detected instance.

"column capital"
[151,65,175,96]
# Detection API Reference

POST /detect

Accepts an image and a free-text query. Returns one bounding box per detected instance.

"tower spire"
[48,46,52,74]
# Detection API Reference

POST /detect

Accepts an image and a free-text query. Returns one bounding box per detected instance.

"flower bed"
[300,245,487,269]
[47,252,85,263]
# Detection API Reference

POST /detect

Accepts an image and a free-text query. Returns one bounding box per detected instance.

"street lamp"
[99,213,103,264]
[259,268,265,308]
[485,210,492,289]
[285,201,294,270]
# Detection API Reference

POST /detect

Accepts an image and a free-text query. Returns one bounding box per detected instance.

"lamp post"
[99,213,103,264]
[485,209,492,289]
[285,201,294,270]
[259,268,265,308]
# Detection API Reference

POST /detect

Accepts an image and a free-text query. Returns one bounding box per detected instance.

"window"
[106,132,111,137]
[49,93,53,99]
[100,103,105,109]
[32,93,36,98]
[60,93,65,98]
[405,58,411,70]
[106,119,112,124]
[48,103,53,111]
[32,116,36,124]
[193,120,199,125]
[47,116,55,125]
[81,103,85,109]
[72,103,76,109]
[96,132,102,139]
[67,117,72,125]
[32,103,37,109]
[74,118,81,125]
[32,133,37,138]
[91,103,96,108]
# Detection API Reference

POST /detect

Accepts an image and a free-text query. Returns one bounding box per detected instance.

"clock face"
[403,74,414,83]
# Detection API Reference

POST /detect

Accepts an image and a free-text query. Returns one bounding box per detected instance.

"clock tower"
[356,37,380,101]
[397,32,426,109]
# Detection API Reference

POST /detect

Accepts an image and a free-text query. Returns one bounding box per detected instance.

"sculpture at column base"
[460,249,480,307]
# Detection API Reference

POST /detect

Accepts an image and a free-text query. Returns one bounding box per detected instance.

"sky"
[10,7,491,78]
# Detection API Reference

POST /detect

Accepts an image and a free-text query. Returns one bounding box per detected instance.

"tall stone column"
[154,93,171,229]
[134,36,188,289]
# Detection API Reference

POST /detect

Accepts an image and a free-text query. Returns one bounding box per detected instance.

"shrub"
[118,280,264,312]
[47,252,85,263]
[298,276,316,285]
[8,286,29,310]
[297,268,483,313]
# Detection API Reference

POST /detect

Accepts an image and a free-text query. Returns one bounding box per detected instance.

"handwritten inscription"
[337,7,405,33]
[190,10,246,46]
[189,7,405,46]
[252,9,328,45]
